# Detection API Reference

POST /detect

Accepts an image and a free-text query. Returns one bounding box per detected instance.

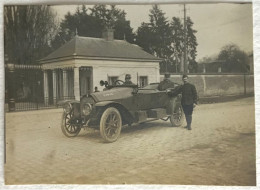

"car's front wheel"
[100,107,122,143]
[170,104,184,127]
[61,112,81,137]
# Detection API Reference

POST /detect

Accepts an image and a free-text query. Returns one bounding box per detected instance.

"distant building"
[197,60,224,73]
[198,58,252,74]
[40,29,161,103]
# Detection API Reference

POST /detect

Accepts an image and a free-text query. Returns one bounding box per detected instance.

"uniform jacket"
[124,81,134,85]
[158,79,175,91]
[169,82,198,105]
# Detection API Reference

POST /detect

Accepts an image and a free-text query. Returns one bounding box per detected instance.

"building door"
[79,67,93,97]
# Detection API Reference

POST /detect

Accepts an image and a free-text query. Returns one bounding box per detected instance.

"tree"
[4,5,58,65]
[136,5,173,73]
[149,5,173,73]
[218,44,250,73]
[89,5,135,42]
[186,17,198,73]
[136,6,198,73]
[51,6,103,49]
[199,55,218,64]
[136,22,154,54]
[52,5,135,49]
[148,5,173,59]
[170,17,184,72]
[108,5,135,43]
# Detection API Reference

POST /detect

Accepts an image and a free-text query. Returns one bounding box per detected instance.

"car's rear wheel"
[100,107,122,143]
[61,112,81,137]
[170,104,184,127]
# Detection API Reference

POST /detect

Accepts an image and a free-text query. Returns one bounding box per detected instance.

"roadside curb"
[5,107,63,116]
[199,94,254,104]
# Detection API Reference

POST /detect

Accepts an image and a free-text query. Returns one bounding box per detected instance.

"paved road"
[4,97,256,185]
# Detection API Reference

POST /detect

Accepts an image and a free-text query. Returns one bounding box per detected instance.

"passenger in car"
[158,72,175,91]
[94,86,100,92]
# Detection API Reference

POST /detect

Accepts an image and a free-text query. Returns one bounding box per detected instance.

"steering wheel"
[114,80,125,85]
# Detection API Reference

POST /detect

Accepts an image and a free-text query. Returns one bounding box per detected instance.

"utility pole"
[163,33,168,73]
[183,4,187,74]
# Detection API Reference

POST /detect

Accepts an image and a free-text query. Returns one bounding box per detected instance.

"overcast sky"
[52,3,253,61]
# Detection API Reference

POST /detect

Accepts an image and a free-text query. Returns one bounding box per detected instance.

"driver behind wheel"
[124,74,134,85]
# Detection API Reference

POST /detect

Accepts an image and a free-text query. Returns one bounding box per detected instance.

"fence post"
[74,67,80,101]
[36,73,41,110]
[7,64,16,111]
[203,64,206,73]
[52,70,57,105]
[244,73,247,95]
[63,69,68,100]
[43,70,49,106]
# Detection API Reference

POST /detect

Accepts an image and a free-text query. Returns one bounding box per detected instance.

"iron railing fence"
[5,64,75,112]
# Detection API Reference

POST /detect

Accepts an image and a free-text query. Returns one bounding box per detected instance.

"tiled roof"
[40,36,161,62]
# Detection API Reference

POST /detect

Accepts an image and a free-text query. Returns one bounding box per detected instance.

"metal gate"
[5,64,60,112]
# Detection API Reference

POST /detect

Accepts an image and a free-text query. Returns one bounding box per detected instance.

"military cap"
[164,72,171,78]
[125,74,131,79]
[182,74,188,79]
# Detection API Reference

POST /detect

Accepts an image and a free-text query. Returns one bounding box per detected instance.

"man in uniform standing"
[180,75,197,130]
[167,74,197,130]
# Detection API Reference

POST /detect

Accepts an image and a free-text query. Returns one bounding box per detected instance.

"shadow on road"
[70,120,173,143]
[76,129,103,143]
[122,120,172,134]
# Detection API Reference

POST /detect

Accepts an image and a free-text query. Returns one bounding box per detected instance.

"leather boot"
[187,115,192,130]
[184,114,189,128]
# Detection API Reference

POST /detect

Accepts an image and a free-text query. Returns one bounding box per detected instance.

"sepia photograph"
[3,1,256,186]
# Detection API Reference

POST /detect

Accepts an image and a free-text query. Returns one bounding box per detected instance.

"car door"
[134,89,165,110]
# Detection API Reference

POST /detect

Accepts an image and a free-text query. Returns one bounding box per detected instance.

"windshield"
[141,83,159,90]
[140,82,181,90]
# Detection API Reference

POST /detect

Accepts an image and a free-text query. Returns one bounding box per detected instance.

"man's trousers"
[182,104,193,129]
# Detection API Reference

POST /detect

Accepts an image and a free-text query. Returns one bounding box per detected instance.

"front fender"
[95,101,134,125]
[57,100,80,106]
[59,100,81,118]
[95,101,117,107]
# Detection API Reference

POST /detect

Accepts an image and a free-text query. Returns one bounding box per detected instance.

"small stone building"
[40,30,161,104]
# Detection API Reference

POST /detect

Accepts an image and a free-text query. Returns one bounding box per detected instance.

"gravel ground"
[4,97,256,185]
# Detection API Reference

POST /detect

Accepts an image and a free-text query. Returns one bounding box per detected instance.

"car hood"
[91,87,134,102]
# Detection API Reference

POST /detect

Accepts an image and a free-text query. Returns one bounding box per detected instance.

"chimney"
[102,28,114,41]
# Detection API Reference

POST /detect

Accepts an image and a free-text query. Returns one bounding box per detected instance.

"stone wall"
[160,74,254,98]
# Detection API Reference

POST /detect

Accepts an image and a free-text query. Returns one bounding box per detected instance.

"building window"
[139,76,148,87]
[108,76,119,85]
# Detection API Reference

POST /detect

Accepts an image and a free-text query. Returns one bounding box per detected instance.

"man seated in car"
[158,72,175,91]
[124,74,134,85]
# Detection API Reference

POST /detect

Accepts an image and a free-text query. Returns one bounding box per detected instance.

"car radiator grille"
[80,96,95,115]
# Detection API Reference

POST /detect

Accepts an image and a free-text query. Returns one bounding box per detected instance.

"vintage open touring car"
[61,79,184,143]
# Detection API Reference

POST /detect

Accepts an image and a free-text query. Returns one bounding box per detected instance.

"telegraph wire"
[198,15,252,31]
